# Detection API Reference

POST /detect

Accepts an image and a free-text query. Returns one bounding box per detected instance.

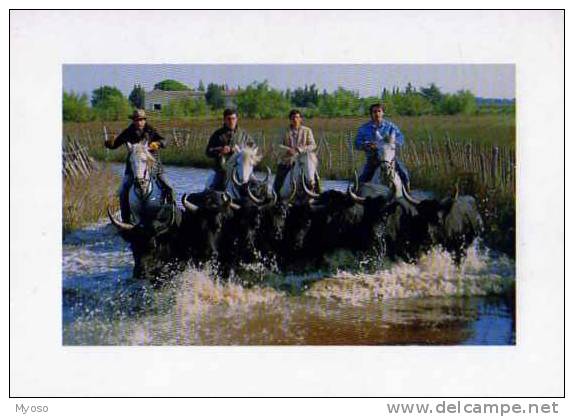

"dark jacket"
[205,125,254,169]
[106,123,166,176]
[105,123,166,152]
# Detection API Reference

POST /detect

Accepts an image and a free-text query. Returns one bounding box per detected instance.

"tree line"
[63,79,514,122]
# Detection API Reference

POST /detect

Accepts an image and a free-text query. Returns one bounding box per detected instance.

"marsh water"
[62,164,515,345]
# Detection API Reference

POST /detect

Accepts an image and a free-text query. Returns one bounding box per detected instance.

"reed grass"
[63,166,120,234]
[63,114,515,255]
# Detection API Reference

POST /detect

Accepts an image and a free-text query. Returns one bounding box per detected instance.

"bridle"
[131,147,156,197]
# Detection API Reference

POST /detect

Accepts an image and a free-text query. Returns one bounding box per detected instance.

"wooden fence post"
[491,146,499,188]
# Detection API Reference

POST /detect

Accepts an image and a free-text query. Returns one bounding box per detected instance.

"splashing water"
[63,219,514,345]
[63,164,515,345]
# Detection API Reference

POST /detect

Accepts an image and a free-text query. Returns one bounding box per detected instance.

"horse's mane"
[224,145,261,177]
[129,142,157,173]
[130,142,156,160]
[289,149,318,169]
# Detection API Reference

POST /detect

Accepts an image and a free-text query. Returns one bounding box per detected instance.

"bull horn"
[302,173,320,198]
[168,202,176,227]
[348,186,366,203]
[263,166,272,183]
[181,194,199,212]
[232,168,242,187]
[288,177,297,202]
[262,189,278,208]
[452,181,460,200]
[107,207,135,231]
[402,185,421,205]
[247,183,264,204]
[224,192,241,210]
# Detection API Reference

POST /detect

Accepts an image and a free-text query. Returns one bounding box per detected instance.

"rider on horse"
[273,109,319,194]
[205,108,255,191]
[104,109,174,223]
[355,103,411,190]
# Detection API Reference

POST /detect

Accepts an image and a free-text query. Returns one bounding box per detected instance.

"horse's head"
[293,150,319,198]
[229,144,262,187]
[379,133,397,183]
[127,142,155,194]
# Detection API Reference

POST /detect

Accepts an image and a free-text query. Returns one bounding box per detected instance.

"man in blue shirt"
[354,103,410,189]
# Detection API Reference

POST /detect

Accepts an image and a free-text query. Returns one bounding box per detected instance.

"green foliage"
[90,86,132,121]
[205,83,225,110]
[317,87,362,117]
[128,84,145,109]
[70,80,488,121]
[162,97,210,118]
[291,84,319,107]
[236,81,291,118]
[95,95,132,121]
[198,80,205,92]
[420,83,444,105]
[153,79,190,91]
[91,86,125,108]
[439,90,478,115]
[63,91,94,122]
[389,93,434,116]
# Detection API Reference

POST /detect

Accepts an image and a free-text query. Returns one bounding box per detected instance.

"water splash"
[306,242,514,305]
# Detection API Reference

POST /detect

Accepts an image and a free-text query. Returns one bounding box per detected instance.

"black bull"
[111,187,483,278]
[108,200,183,282]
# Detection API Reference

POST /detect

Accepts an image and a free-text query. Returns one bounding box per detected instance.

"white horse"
[108,141,165,230]
[279,147,320,201]
[370,134,420,204]
[212,144,264,200]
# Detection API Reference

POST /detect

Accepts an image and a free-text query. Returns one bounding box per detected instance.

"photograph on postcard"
[61,64,516,346]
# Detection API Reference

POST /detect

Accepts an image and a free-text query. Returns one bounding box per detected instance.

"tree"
[91,85,125,108]
[317,87,362,117]
[205,83,225,109]
[438,90,477,115]
[387,93,433,116]
[291,83,319,108]
[163,97,210,118]
[153,79,190,91]
[235,81,291,118]
[198,80,205,92]
[128,84,145,109]
[63,91,93,122]
[91,86,131,121]
[420,83,443,106]
[405,82,415,95]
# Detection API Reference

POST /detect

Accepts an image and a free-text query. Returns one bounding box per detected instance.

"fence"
[65,125,515,194]
[62,136,96,179]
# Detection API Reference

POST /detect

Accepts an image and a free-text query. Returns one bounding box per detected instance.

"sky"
[63,64,515,99]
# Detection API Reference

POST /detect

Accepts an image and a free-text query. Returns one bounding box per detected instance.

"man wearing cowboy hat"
[105,109,173,223]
